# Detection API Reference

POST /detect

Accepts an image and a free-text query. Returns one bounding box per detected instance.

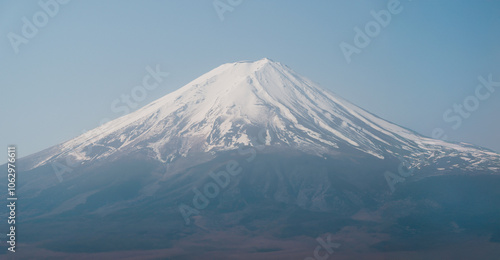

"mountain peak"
[253,57,275,64]
[232,57,275,65]
[213,58,282,79]
[215,57,281,76]
[259,57,273,62]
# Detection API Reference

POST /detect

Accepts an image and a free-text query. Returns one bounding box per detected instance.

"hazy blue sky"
[1,0,499,162]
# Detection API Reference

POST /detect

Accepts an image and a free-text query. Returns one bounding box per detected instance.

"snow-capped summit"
[24,58,500,171]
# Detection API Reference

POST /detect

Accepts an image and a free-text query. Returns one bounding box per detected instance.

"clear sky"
[1,0,499,162]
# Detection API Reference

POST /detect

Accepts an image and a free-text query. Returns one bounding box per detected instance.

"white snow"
[23,58,500,171]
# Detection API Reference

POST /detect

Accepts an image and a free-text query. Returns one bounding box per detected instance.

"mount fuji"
[6,58,500,259]
[21,58,500,172]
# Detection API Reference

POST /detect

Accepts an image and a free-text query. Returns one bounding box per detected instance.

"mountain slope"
[22,58,500,173]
